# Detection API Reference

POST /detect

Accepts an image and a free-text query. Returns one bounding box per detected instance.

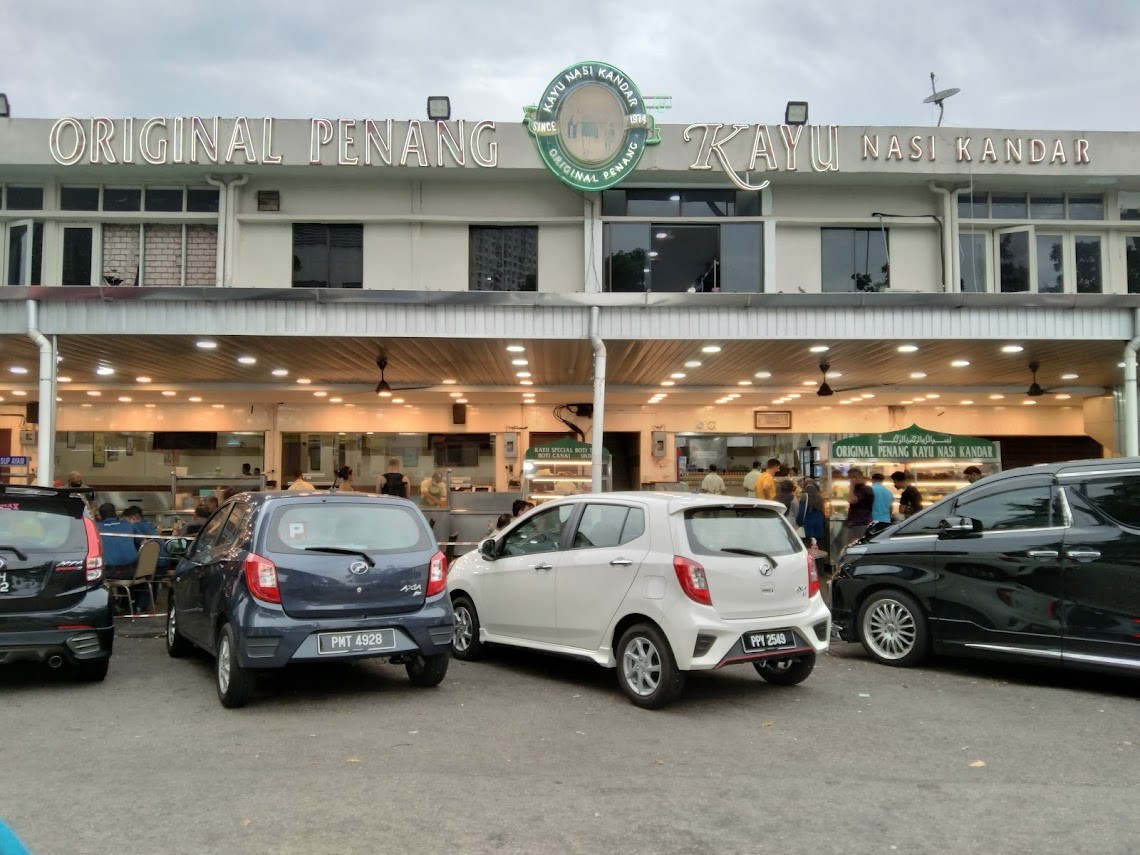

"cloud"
[2,0,1138,130]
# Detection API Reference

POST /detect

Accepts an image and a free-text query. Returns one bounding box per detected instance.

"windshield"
[266,503,433,555]
[0,499,85,551]
[683,507,801,558]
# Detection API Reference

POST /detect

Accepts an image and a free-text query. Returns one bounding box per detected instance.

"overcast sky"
[3,0,1139,130]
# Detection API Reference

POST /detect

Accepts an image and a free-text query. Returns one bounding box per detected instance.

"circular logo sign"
[348,561,369,576]
[525,62,659,192]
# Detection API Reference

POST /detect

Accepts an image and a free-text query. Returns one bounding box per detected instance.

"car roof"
[227,490,418,510]
[534,491,787,514]
[969,456,1140,485]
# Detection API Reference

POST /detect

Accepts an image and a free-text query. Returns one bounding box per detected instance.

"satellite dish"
[923,72,960,127]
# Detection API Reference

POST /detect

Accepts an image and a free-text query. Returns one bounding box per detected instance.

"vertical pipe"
[205,175,226,287]
[928,183,954,292]
[224,174,250,287]
[1123,307,1140,457]
[26,301,54,486]
[588,305,607,492]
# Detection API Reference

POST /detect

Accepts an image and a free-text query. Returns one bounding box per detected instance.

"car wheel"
[857,590,930,667]
[753,653,816,686]
[405,653,450,687]
[615,623,685,710]
[72,658,109,683]
[165,597,194,658]
[215,623,255,708]
[451,596,484,661]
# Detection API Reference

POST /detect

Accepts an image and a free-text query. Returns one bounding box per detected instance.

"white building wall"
[773,226,821,293]
[538,225,584,293]
[234,222,292,288]
[889,229,943,292]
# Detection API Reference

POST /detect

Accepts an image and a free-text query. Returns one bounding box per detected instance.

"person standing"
[377,457,409,498]
[963,466,983,484]
[799,476,826,545]
[741,461,761,497]
[891,471,923,517]
[845,468,874,544]
[288,469,316,491]
[332,466,357,492]
[755,458,781,501]
[870,473,894,524]
[420,471,447,507]
[700,464,726,495]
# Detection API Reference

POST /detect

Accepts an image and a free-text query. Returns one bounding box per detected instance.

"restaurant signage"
[524,437,611,461]
[831,424,998,461]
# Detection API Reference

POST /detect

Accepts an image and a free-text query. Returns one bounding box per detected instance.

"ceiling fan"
[372,353,436,398]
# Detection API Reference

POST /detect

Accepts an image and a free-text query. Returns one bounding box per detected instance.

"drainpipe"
[224,174,250,286]
[588,305,607,492]
[949,187,965,294]
[26,301,55,486]
[1123,307,1140,457]
[205,175,227,287]
[928,183,954,292]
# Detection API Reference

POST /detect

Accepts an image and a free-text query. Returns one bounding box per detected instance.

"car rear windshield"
[0,498,86,551]
[683,506,801,558]
[265,503,434,555]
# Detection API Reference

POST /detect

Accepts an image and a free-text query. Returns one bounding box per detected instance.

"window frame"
[820,226,891,293]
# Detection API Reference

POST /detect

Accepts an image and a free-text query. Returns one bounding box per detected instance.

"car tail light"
[82,517,104,584]
[244,553,281,604]
[807,552,821,599]
[426,551,448,597]
[673,556,712,606]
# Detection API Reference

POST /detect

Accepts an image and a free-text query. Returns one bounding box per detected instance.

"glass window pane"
[327,225,363,288]
[1120,192,1140,221]
[735,192,760,217]
[6,223,27,286]
[652,224,718,292]
[61,227,94,286]
[61,187,100,211]
[956,486,1055,531]
[822,228,888,293]
[991,194,1027,219]
[600,190,625,216]
[1080,475,1140,528]
[1126,236,1140,294]
[1068,195,1104,220]
[144,188,184,212]
[719,224,761,292]
[604,223,649,292]
[186,188,220,213]
[1030,195,1064,219]
[292,224,329,288]
[103,188,141,211]
[681,190,734,217]
[1035,234,1064,293]
[958,233,987,292]
[625,189,679,217]
[469,227,537,291]
[1074,235,1102,293]
[998,230,1030,292]
[957,192,987,219]
[6,186,44,210]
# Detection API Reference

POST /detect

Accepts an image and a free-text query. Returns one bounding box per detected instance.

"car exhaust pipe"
[47,655,64,669]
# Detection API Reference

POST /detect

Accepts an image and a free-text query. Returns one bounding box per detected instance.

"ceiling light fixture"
[188,396,202,402]
[1001,345,1024,354]
[237,356,257,365]
[684,360,702,368]
[951,359,971,367]
[505,345,525,353]
[1060,373,1078,380]
[754,371,771,379]
[296,378,312,385]
[701,345,722,354]
[162,390,176,397]
[9,366,27,374]
[57,376,72,383]
[809,345,830,354]
[442,378,457,384]
[86,391,101,397]
[897,345,919,353]
[670,372,686,379]
[135,376,152,383]
[272,368,289,377]
[511,359,528,366]
[910,372,927,379]
[195,340,217,350]
[96,366,115,376]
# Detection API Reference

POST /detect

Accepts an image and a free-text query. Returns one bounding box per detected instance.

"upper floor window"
[469,226,537,291]
[602,188,761,218]
[959,192,1104,221]
[604,223,761,292]
[960,228,1105,294]
[292,224,363,288]
[2,186,44,211]
[821,228,889,292]
[1120,192,1140,222]
[60,186,219,213]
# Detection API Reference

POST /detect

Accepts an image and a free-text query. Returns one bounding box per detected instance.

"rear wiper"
[720,547,770,558]
[0,545,28,561]
[302,546,375,567]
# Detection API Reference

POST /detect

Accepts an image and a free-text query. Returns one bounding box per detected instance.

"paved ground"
[1,631,1138,855]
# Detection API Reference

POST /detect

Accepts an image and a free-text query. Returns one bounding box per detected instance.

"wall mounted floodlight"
[784,101,809,126]
[426,96,451,121]
[0,94,10,118]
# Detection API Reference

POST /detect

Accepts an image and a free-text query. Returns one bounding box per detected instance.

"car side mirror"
[164,537,191,557]
[938,516,982,538]
[479,538,498,561]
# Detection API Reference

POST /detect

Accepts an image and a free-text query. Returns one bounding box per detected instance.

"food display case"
[522,437,611,505]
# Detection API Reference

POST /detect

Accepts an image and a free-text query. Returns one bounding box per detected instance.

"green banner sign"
[525,436,611,461]
[831,424,998,461]
[524,61,660,191]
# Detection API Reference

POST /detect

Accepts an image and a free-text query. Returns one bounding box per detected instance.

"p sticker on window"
[287,521,308,542]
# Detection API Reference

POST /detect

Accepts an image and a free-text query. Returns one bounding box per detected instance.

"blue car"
[164,491,453,707]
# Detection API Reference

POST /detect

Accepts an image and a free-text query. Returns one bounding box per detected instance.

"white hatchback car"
[447,492,830,708]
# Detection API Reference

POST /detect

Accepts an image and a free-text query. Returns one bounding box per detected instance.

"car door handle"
[609,558,634,567]
[1026,549,1059,559]
[533,563,554,572]
[1066,549,1101,562]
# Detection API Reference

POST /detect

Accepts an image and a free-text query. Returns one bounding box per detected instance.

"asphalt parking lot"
[1,631,1138,855]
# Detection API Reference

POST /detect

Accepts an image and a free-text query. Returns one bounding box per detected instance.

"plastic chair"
[107,540,160,615]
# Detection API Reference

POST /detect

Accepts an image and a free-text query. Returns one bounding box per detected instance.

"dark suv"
[832,457,1140,677]
[0,484,112,681]
[165,491,454,707]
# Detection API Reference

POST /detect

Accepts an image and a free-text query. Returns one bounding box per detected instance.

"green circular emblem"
[525,61,659,191]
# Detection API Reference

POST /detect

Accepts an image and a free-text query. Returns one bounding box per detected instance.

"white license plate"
[741,629,797,653]
[317,629,396,655]
[0,572,8,594]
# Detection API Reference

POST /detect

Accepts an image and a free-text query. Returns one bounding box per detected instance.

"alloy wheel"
[217,634,231,693]
[167,605,177,647]
[453,605,473,653]
[863,598,918,660]
[622,636,662,696]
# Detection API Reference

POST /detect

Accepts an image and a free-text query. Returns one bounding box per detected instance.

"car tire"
[405,653,450,687]
[215,623,255,708]
[753,653,816,686]
[615,623,685,710]
[451,595,485,661]
[856,589,930,667]
[165,597,194,658]
[73,658,109,683]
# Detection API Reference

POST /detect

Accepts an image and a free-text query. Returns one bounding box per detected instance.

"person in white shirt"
[700,464,727,495]
[288,470,317,491]
[741,461,761,496]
